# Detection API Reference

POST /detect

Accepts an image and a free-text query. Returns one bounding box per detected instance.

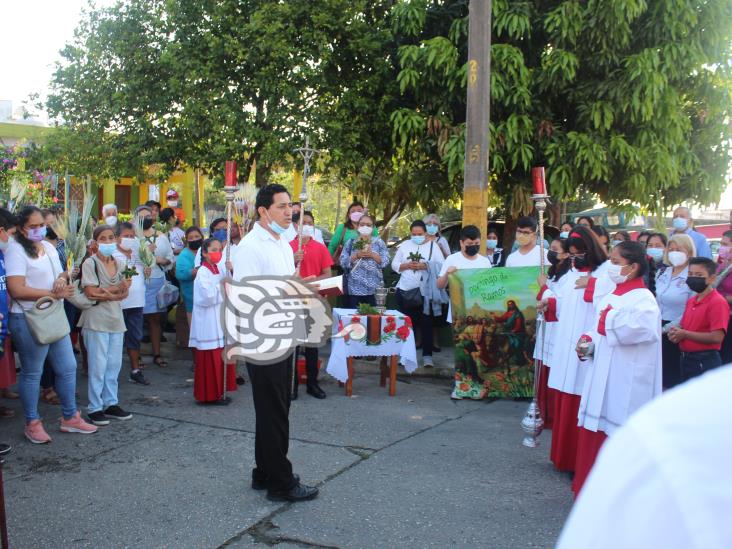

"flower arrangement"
[357,303,380,316]
[407,251,423,262]
[234,183,258,233]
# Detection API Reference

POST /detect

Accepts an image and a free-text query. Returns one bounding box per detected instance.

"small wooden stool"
[345,355,399,397]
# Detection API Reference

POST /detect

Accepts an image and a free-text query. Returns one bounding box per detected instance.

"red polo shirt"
[289,237,333,279]
[679,289,730,352]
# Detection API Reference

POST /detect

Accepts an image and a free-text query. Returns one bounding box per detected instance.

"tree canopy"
[45,0,732,220]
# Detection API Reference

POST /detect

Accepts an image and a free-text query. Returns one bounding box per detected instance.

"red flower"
[404,316,412,328]
[396,325,410,341]
[351,315,361,323]
[384,325,394,333]
[386,316,396,325]
[459,382,470,392]
[454,373,462,381]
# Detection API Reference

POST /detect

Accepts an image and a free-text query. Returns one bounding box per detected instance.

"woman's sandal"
[153,355,168,368]
[41,388,61,405]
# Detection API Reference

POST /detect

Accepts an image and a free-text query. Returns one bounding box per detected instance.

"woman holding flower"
[340,214,389,308]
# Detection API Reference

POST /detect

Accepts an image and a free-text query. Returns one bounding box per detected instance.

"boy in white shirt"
[437,225,493,323]
[506,216,549,267]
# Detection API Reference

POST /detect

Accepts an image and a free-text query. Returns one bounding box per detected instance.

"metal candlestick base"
[521,400,545,448]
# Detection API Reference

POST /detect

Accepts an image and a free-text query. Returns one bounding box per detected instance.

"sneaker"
[104,405,132,421]
[450,389,463,400]
[129,370,150,385]
[88,411,110,426]
[422,355,434,367]
[60,412,98,435]
[24,420,52,444]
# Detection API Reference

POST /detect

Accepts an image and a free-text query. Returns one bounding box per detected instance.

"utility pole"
[462,0,492,252]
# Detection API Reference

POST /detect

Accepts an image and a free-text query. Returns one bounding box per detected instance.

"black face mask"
[292,212,300,224]
[188,239,203,250]
[142,218,153,230]
[464,244,480,257]
[547,250,560,265]
[573,256,589,269]
[686,276,708,294]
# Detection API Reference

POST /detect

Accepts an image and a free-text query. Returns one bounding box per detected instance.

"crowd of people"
[0,184,728,503]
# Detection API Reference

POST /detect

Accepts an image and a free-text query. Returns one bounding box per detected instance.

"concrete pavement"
[0,339,573,548]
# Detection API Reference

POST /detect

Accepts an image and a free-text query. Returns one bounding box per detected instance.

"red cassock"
[550,392,581,472]
[572,427,607,496]
[193,349,237,402]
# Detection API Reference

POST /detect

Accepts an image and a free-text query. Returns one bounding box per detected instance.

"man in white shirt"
[437,225,493,324]
[556,365,732,549]
[232,184,318,503]
[505,216,549,267]
[284,202,325,244]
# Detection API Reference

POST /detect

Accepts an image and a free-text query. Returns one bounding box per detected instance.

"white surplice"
[189,265,225,350]
[547,263,615,395]
[578,286,662,435]
[533,274,572,364]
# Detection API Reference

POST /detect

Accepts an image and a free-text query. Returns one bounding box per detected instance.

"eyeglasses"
[516,229,534,235]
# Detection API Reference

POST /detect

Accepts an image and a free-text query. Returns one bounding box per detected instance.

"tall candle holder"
[521,167,548,448]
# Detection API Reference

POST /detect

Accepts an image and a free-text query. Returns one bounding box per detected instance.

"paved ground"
[0,338,573,548]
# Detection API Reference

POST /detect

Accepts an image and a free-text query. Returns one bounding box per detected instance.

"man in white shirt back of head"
[232,183,319,503]
[556,365,732,549]
[505,216,549,268]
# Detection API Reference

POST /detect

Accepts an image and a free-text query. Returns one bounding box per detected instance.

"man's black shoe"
[267,482,318,502]
[0,442,11,455]
[252,473,299,491]
[306,384,326,399]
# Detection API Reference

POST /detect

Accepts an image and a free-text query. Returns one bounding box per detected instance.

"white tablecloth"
[326,308,418,383]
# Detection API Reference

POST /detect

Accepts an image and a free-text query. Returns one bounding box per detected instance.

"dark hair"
[160,207,176,224]
[185,226,203,240]
[689,257,717,277]
[722,230,732,241]
[646,232,668,248]
[615,241,656,294]
[302,210,315,223]
[410,220,427,232]
[517,216,537,232]
[135,205,152,216]
[0,208,17,231]
[460,224,480,241]
[567,225,608,270]
[92,224,115,240]
[592,225,610,244]
[255,184,290,215]
[145,200,161,210]
[115,221,135,236]
[40,208,56,219]
[577,216,595,227]
[15,205,43,258]
[560,220,575,230]
[358,213,375,225]
[344,200,365,229]
[637,230,653,240]
[201,237,219,254]
[613,230,631,242]
[209,217,226,232]
[548,238,571,280]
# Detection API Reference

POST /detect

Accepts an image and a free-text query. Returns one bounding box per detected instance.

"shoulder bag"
[401,242,434,309]
[24,250,70,344]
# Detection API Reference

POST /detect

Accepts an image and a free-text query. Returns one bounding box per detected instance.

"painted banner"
[448,267,540,399]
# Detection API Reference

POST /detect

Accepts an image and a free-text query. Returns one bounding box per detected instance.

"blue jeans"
[82,329,124,413]
[10,313,78,422]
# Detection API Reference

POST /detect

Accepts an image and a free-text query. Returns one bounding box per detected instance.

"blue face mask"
[266,211,289,235]
[559,231,569,239]
[411,235,426,246]
[486,239,498,249]
[212,229,227,242]
[647,247,664,263]
[98,243,117,257]
[672,217,688,231]
[426,224,438,236]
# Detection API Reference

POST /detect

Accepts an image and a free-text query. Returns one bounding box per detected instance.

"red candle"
[531,167,546,195]
[225,161,237,187]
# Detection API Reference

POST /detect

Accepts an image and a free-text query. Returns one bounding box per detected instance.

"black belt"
[680,350,719,358]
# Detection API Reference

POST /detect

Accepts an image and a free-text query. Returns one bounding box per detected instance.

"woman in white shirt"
[136,205,174,368]
[6,206,97,443]
[423,213,451,258]
[391,220,445,365]
[655,233,696,389]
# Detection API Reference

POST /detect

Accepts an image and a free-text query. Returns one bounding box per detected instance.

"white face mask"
[668,251,688,267]
[105,215,118,227]
[607,263,629,284]
[358,225,373,236]
[168,201,178,208]
[301,225,315,237]
[120,237,139,251]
